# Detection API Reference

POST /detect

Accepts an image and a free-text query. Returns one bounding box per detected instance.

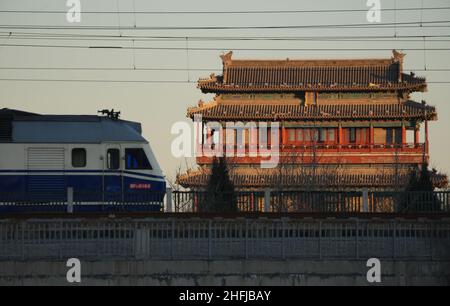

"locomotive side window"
[72,148,86,168]
[107,149,120,170]
[125,148,152,170]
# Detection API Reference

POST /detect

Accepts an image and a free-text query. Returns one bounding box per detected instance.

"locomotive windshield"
[125,148,152,170]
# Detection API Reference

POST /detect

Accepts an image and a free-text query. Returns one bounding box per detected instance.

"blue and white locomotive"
[0,108,166,212]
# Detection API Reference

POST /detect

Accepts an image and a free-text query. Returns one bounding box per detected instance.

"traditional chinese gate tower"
[178,51,447,191]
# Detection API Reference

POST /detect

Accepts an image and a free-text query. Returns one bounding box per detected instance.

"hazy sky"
[1,0,450,182]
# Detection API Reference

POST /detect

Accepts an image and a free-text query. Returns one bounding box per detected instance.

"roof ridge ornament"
[392,49,406,81]
[392,49,405,63]
[209,73,217,82]
[220,51,233,67]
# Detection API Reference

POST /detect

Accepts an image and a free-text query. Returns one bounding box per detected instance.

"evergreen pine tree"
[406,162,434,192]
[402,162,438,212]
[201,157,238,212]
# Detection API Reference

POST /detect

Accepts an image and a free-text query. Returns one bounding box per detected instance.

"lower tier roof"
[177,167,448,189]
[187,101,436,121]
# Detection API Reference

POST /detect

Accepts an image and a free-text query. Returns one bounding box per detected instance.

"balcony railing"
[197,143,425,153]
[280,142,425,151]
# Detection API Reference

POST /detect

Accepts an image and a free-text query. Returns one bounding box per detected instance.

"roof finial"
[392,50,406,81]
[220,51,233,67]
[392,49,405,63]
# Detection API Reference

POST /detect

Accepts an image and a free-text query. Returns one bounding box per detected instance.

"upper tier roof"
[198,50,427,93]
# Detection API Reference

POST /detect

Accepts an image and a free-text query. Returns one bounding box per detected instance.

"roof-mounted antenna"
[98,109,121,120]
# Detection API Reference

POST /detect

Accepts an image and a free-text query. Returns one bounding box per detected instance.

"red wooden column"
[206,127,212,145]
[250,125,258,155]
[425,119,429,155]
[401,122,406,146]
[195,119,204,157]
[281,125,286,146]
[414,126,419,147]
[423,100,430,157]
[338,123,343,146]
[369,123,374,147]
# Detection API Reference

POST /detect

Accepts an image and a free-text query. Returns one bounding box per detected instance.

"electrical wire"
[2,43,450,52]
[0,20,450,31]
[0,6,449,14]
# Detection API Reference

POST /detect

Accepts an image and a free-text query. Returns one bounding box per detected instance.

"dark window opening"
[386,128,402,144]
[107,149,120,170]
[297,129,303,141]
[328,129,335,142]
[318,128,327,143]
[349,128,357,143]
[288,129,296,142]
[125,148,152,170]
[386,128,393,144]
[72,148,86,168]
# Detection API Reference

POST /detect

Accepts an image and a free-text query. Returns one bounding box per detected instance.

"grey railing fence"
[0,190,165,213]
[1,218,449,261]
[1,190,449,214]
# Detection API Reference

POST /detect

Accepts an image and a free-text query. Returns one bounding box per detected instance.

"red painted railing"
[195,143,427,164]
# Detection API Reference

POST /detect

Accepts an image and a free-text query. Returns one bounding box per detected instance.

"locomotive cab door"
[103,145,124,203]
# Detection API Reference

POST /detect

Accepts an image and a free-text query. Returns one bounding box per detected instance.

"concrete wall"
[1,259,449,286]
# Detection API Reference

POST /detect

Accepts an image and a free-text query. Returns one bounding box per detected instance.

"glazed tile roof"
[177,168,448,189]
[198,51,427,93]
[188,101,436,121]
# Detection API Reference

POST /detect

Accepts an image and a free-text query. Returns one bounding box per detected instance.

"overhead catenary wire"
[2,43,450,52]
[132,38,136,69]
[0,6,449,14]
[394,0,399,37]
[420,0,424,27]
[0,78,449,84]
[132,0,137,28]
[0,67,220,71]
[1,6,450,86]
[1,20,450,31]
[185,37,190,82]
[4,32,450,42]
[4,34,450,43]
[0,78,197,83]
[116,0,122,36]
[1,67,450,72]
[424,36,428,71]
